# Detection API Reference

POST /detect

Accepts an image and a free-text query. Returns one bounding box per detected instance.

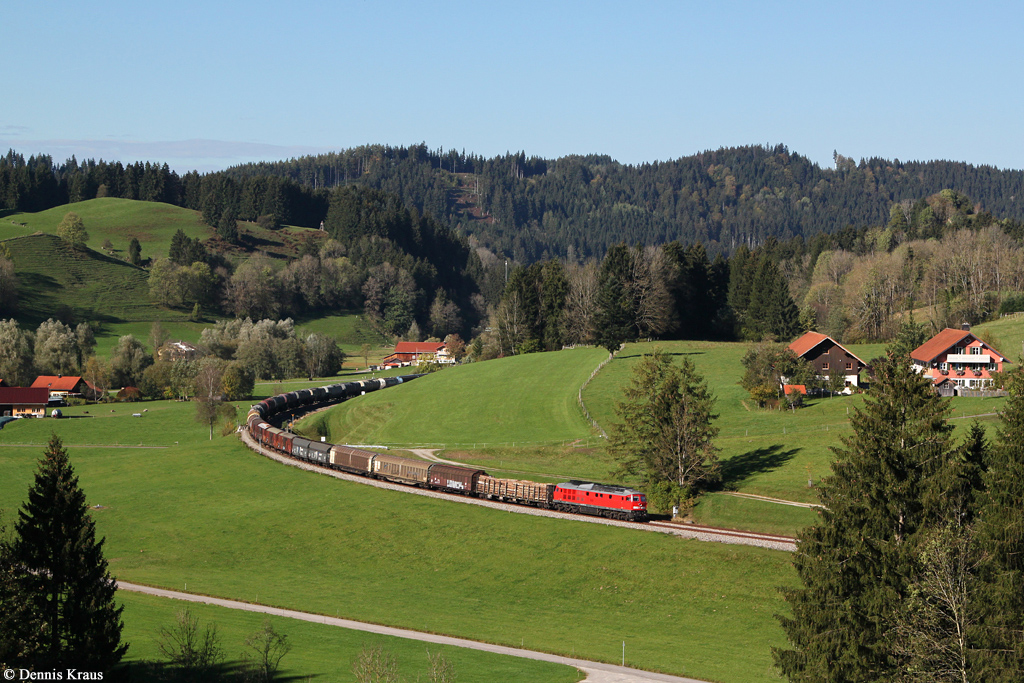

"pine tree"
[10,434,127,671]
[973,370,1024,681]
[609,349,719,511]
[0,514,44,666]
[774,354,953,681]
[594,244,637,354]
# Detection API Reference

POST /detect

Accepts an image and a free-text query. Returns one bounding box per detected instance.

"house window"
[940,362,948,372]
[970,346,982,355]
[822,362,829,370]
[954,346,965,354]
[989,362,997,371]
[845,362,852,370]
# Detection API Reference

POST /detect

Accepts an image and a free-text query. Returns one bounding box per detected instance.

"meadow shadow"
[718,444,800,490]
[123,660,315,681]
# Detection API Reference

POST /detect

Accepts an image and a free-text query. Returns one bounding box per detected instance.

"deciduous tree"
[0,318,35,386]
[56,212,88,248]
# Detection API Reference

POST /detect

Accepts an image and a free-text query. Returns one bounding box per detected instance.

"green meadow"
[1,198,213,262]
[317,348,609,447]
[2,232,167,327]
[119,592,582,682]
[0,400,795,682]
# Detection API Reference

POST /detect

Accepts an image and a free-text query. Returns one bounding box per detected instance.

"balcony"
[946,353,990,364]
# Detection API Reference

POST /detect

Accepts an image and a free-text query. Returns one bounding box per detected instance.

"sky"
[3,1,1022,173]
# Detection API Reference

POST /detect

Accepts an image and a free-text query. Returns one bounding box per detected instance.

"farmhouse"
[788,331,867,390]
[380,341,452,367]
[0,387,50,418]
[911,327,1009,391]
[31,375,100,401]
[157,340,203,363]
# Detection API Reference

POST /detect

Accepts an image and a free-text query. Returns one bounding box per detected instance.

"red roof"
[784,384,807,395]
[393,342,445,354]
[788,331,867,367]
[31,376,85,392]
[911,329,1009,364]
[788,332,829,358]
[0,387,50,405]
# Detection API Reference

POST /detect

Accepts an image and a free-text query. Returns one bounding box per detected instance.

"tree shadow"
[122,660,317,682]
[717,444,800,490]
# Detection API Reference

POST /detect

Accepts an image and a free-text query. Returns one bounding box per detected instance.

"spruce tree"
[594,244,637,354]
[974,370,1024,681]
[10,434,127,671]
[774,354,953,682]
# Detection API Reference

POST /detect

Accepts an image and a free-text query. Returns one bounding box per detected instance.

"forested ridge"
[5,144,1024,263]
[223,144,1024,261]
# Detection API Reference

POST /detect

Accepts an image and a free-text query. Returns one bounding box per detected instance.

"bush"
[256,214,280,231]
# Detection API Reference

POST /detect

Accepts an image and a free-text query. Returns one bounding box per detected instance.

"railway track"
[239,429,797,552]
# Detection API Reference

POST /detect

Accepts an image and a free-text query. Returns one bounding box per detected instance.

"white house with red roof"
[911,327,1010,390]
[380,341,452,368]
[788,331,868,391]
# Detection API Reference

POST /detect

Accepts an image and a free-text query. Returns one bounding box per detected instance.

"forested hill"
[225,144,1024,261]
[5,145,1024,264]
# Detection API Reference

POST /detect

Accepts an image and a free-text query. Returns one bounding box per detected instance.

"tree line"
[7,144,1024,266]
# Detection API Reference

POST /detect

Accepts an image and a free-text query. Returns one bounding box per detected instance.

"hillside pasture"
[2,232,175,327]
[0,399,795,682]
[314,347,609,447]
[1,198,212,262]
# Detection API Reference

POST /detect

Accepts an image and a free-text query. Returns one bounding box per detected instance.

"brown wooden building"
[788,331,868,390]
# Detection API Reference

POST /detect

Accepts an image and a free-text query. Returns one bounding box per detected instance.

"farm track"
[116,581,710,683]
[239,430,797,552]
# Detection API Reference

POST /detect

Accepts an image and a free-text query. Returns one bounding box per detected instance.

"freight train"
[245,375,648,522]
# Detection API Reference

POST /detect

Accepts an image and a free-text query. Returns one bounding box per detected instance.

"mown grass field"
[120,592,582,682]
[0,400,796,683]
[316,348,609,447]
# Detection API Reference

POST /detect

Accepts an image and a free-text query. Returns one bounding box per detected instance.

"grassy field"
[585,340,1008,506]
[2,232,177,327]
[314,347,609,447]
[119,592,582,682]
[1,198,213,262]
[295,313,392,357]
[0,399,796,683]
[1,197,328,266]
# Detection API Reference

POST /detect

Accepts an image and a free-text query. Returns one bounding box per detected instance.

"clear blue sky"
[3,1,1022,173]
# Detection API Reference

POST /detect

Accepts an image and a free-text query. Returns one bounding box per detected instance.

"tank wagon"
[245,375,647,522]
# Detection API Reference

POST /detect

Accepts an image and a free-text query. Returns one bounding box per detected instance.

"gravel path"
[240,431,797,552]
[116,581,709,683]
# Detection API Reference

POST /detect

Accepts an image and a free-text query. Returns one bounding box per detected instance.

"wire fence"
[577,347,618,438]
